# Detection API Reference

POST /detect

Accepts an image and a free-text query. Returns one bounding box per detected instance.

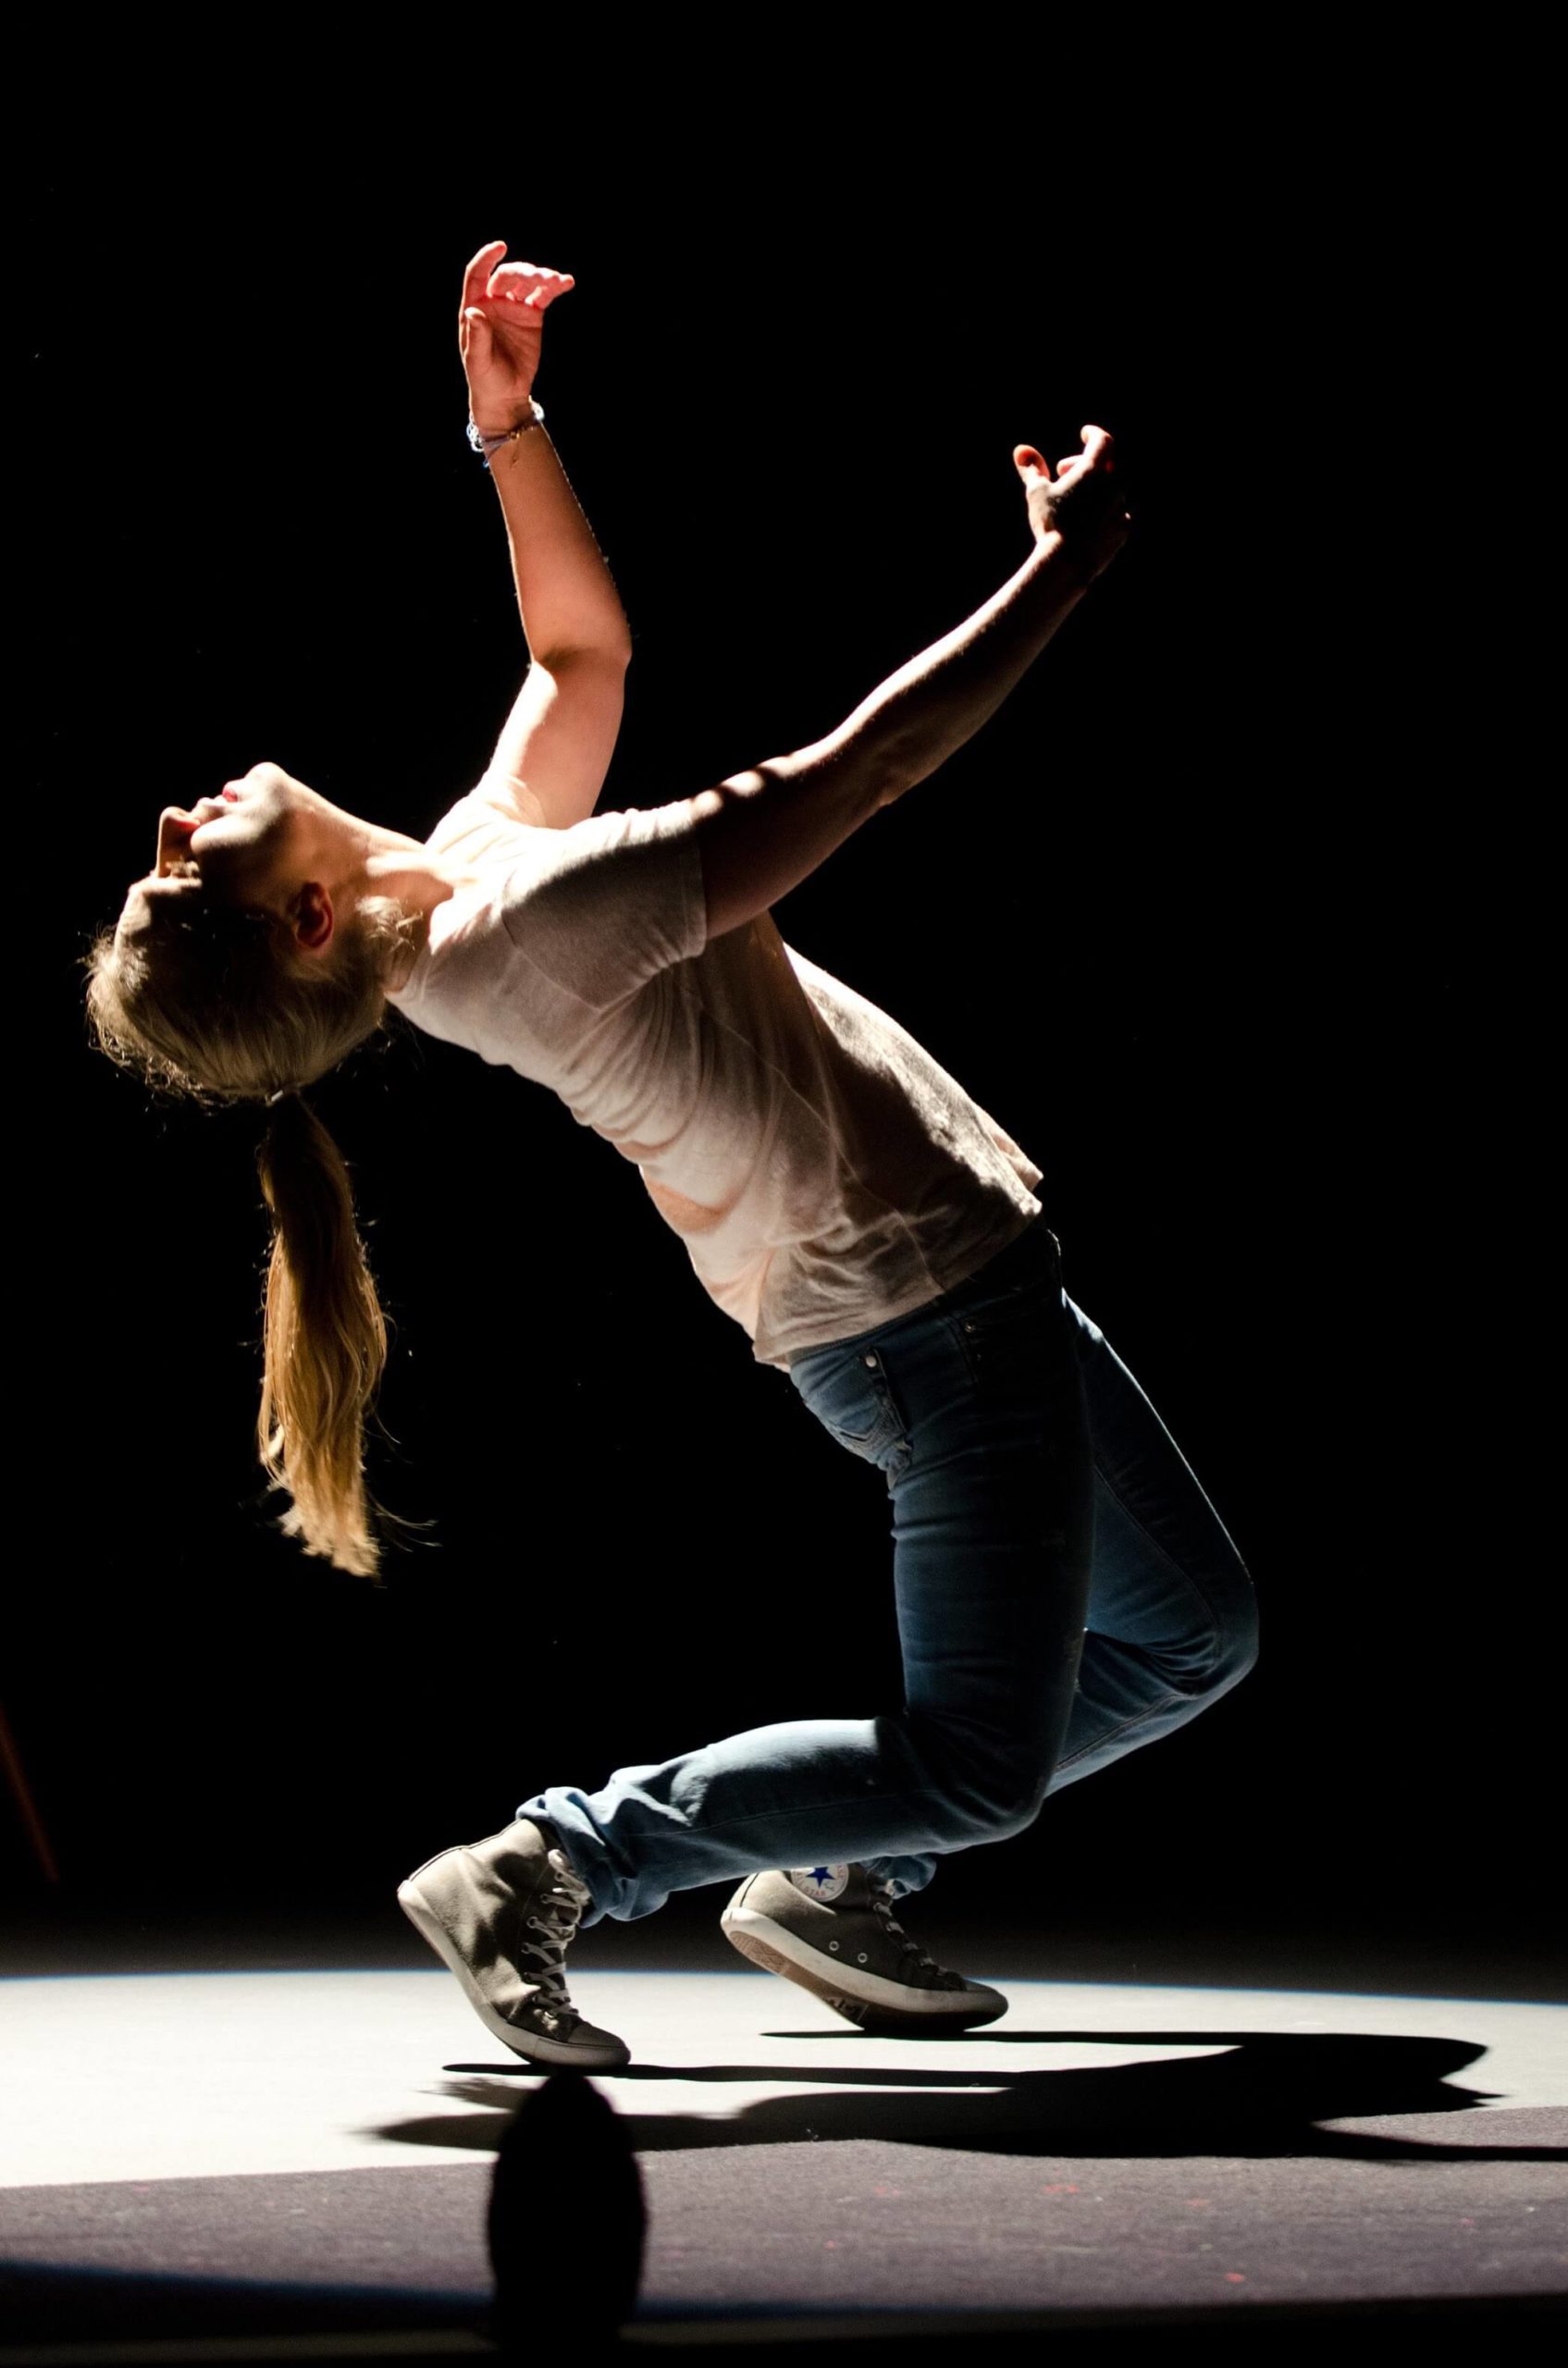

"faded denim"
[523,1219,1258,1922]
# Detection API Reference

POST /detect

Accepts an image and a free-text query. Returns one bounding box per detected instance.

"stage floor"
[2,1949,1565,2348]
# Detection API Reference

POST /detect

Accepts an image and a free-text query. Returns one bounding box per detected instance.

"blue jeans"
[523,1219,1258,1923]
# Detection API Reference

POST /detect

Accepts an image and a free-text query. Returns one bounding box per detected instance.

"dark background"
[13,75,1548,1991]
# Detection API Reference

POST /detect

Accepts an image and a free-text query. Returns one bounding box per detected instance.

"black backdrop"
[14,80,1545,1980]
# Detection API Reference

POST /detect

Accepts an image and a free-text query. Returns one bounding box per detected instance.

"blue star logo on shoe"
[788,1864,849,1903]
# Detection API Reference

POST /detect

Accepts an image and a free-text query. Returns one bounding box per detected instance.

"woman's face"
[119,763,316,941]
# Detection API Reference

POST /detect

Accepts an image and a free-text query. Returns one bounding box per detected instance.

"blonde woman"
[88,242,1257,2069]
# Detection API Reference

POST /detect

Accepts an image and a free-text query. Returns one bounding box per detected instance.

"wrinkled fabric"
[524,1222,1258,1923]
[388,785,1042,1365]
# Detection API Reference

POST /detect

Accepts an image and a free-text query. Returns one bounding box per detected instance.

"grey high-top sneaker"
[398,1819,630,2070]
[721,1865,1007,2033]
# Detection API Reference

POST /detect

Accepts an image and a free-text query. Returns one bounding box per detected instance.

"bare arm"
[691,428,1130,940]
[481,427,632,829]
[460,243,631,830]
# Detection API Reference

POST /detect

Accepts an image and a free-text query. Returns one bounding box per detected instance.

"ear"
[289,882,336,956]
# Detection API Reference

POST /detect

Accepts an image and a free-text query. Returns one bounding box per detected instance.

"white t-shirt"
[388,786,1043,1367]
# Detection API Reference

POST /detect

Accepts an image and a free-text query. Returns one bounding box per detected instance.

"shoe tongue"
[786,1864,854,1904]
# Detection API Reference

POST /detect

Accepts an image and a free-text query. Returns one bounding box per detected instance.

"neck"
[325,812,473,934]
[363,841,471,922]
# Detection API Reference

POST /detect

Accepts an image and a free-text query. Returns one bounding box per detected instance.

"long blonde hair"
[85,890,419,1578]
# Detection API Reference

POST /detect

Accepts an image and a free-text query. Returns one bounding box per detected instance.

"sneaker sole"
[721,1904,1006,2034]
[397,1875,631,2071]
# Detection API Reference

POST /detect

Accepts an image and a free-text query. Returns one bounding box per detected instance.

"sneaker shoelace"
[868,1877,952,1983]
[517,1850,591,2020]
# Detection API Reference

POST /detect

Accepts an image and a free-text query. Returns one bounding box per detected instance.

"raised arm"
[689,428,1131,940]
[460,241,632,830]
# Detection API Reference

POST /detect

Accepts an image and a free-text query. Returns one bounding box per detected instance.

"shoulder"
[422,784,549,860]
[422,785,691,866]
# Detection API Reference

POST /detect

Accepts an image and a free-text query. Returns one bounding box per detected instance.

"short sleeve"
[500,799,709,1009]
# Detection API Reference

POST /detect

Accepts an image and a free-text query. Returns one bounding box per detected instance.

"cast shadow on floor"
[369,2029,1568,2163]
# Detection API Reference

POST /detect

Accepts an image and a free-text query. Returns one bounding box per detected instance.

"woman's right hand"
[1014,426,1131,579]
[460,240,575,437]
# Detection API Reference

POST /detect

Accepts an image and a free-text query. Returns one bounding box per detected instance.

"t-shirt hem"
[759,1205,1045,1369]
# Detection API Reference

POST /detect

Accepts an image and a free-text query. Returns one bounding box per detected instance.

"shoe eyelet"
[858,1953,869,1964]
[828,1941,840,1953]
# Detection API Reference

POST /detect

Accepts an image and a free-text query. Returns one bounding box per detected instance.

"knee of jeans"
[1190,1573,1260,1698]
[971,1782,1048,1844]
[914,1717,1051,1844]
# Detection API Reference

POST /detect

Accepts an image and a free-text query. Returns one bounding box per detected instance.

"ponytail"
[255,1091,389,1578]
[86,882,422,1578]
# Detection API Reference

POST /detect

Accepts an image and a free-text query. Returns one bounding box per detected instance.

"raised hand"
[460,240,575,437]
[1014,426,1130,580]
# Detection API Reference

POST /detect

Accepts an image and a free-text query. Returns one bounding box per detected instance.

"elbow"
[777,731,906,822]
[868,743,917,812]
[533,634,633,679]
[842,741,918,818]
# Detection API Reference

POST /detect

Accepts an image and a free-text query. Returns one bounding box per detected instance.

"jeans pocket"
[952,1277,1075,1400]
[791,1341,907,1470]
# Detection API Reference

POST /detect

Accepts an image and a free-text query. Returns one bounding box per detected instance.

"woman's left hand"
[1014,427,1130,580]
[460,240,575,437]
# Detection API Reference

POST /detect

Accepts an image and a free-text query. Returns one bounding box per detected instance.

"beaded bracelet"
[466,400,546,469]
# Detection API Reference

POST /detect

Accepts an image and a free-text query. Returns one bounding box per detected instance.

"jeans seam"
[1094,1471,1228,1684]
[1052,1694,1184,1772]
[668,1783,955,1841]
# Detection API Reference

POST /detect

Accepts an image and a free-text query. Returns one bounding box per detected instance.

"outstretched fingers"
[1048,426,1115,483]
[462,240,509,313]
[485,260,576,311]
[1018,428,1117,486]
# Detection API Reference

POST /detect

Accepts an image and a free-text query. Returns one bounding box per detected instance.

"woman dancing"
[88,241,1257,2070]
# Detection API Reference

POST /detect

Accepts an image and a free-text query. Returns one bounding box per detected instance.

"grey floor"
[2,1938,1565,2350]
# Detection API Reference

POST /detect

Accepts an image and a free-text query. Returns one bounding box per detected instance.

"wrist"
[467,399,547,468]
[466,409,535,438]
[469,401,536,437]
[1029,526,1094,588]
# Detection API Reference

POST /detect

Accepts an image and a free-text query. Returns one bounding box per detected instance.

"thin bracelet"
[467,400,546,469]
